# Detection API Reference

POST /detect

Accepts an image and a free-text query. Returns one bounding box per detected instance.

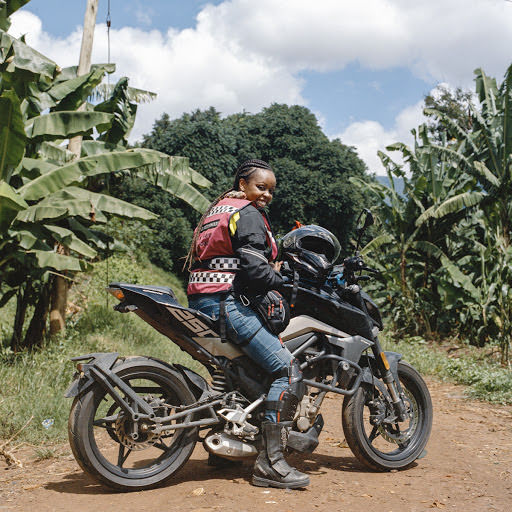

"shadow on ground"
[44,451,381,495]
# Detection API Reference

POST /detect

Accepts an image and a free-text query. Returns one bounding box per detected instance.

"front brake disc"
[378,390,418,444]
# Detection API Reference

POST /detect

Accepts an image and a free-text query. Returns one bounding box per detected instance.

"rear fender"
[149,358,211,400]
[64,352,158,418]
[64,352,119,399]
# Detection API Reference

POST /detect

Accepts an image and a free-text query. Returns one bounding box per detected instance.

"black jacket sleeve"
[231,206,284,294]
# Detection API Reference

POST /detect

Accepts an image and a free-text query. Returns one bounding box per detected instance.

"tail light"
[107,287,125,301]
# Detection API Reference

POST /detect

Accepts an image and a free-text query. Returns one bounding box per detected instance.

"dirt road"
[1,378,511,512]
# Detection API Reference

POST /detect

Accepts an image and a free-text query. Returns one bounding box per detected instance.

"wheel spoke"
[153,440,169,452]
[93,414,118,428]
[369,426,380,442]
[117,445,132,467]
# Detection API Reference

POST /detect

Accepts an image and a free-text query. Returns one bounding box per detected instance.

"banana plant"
[353,125,475,336]
[0,5,211,349]
[423,65,512,246]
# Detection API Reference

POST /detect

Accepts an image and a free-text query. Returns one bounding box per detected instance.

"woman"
[185,159,309,489]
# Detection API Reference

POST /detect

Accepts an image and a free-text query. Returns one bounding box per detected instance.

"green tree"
[143,103,370,257]
[365,64,512,363]
[357,125,476,336]
[424,85,473,139]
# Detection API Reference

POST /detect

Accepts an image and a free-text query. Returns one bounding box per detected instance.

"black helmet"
[280,225,341,281]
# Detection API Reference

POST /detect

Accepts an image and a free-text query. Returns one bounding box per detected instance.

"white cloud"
[9,10,305,141]
[8,1,512,142]
[338,100,426,175]
[201,0,512,85]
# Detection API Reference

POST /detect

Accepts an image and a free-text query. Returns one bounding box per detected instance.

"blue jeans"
[188,293,294,422]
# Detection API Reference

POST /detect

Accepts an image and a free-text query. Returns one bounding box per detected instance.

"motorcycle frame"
[65,328,404,434]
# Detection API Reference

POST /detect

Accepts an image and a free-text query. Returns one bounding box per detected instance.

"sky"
[8,0,512,175]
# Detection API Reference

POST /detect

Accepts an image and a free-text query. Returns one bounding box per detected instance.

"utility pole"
[50,0,99,336]
[67,0,99,155]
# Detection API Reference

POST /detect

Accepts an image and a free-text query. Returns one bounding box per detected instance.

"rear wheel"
[68,357,198,491]
[342,361,432,471]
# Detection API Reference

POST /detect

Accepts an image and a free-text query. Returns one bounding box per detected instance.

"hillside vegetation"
[0,254,203,444]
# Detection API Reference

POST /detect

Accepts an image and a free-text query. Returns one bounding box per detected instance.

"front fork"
[350,288,409,422]
[372,340,409,421]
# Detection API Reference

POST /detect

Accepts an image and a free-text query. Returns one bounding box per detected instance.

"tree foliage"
[141,104,370,264]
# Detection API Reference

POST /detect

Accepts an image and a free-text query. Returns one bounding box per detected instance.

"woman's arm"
[231,207,283,294]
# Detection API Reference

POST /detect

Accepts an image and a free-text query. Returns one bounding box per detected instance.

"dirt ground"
[1,377,511,512]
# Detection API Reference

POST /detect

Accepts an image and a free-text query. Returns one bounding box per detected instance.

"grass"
[0,254,205,446]
[382,333,512,405]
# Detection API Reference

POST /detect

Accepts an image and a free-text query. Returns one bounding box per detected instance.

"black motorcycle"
[65,210,432,491]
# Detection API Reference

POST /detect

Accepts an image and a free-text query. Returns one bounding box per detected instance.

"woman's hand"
[271,261,283,273]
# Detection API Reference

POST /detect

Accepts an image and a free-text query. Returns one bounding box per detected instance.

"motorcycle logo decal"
[168,307,218,337]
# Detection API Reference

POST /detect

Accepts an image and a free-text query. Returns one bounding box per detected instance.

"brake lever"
[362,266,380,275]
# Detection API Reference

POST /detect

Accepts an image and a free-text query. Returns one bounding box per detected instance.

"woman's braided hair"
[183,159,273,271]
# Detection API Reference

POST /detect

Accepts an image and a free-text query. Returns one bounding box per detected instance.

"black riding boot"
[252,421,310,489]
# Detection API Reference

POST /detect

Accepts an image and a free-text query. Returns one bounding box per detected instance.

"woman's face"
[240,169,276,208]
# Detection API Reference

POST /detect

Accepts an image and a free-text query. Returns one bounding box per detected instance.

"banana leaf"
[361,233,394,256]
[502,63,512,172]
[95,78,138,144]
[18,149,199,203]
[37,142,75,165]
[44,224,97,258]
[40,186,157,221]
[15,203,68,223]
[474,161,500,188]
[67,217,111,250]
[49,67,109,111]
[0,89,26,182]
[0,179,27,231]
[90,82,156,104]
[415,191,484,227]
[0,31,57,80]
[56,63,115,83]
[440,255,481,302]
[4,0,31,16]
[31,249,90,272]
[20,157,57,177]
[80,140,124,157]
[139,167,210,212]
[25,111,114,140]
[14,228,51,250]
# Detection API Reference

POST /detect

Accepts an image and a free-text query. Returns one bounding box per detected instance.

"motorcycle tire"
[68,357,198,491]
[342,361,432,471]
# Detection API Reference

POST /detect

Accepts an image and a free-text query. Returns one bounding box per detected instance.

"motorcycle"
[65,210,432,491]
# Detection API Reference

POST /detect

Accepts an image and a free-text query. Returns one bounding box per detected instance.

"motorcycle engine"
[295,393,319,432]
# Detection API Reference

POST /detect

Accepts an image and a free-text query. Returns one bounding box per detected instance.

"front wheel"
[342,361,432,471]
[68,357,198,491]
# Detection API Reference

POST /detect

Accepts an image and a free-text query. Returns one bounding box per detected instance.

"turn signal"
[108,288,125,301]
